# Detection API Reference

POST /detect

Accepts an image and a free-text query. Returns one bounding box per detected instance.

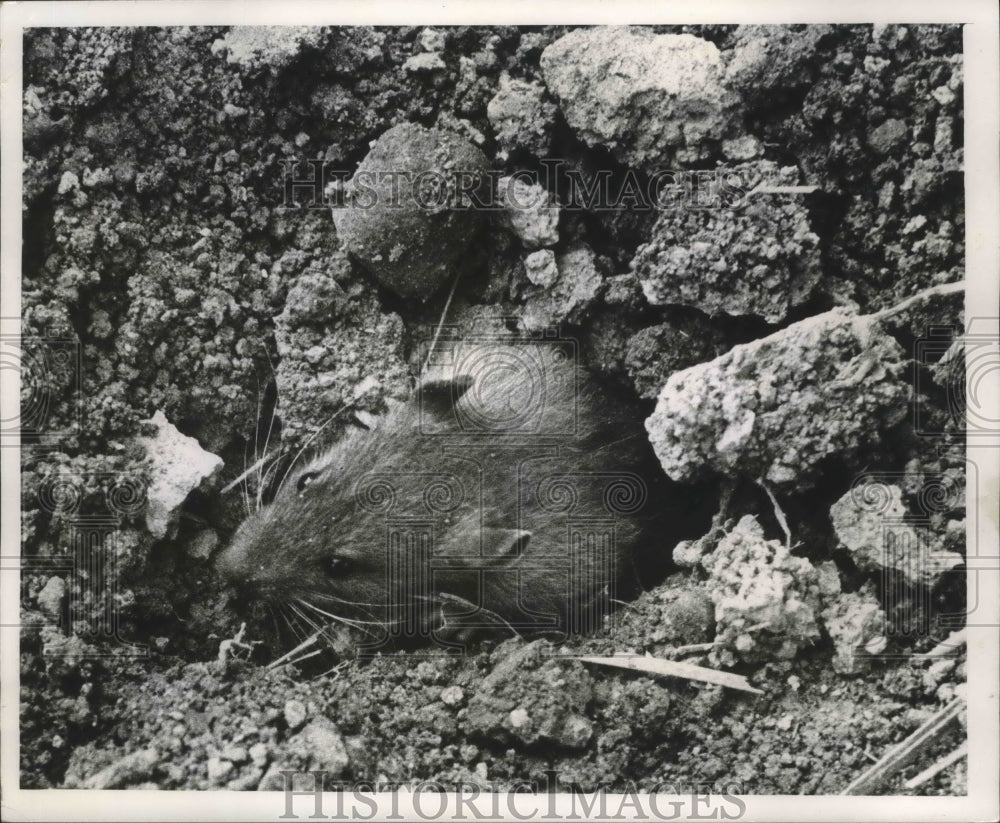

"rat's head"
[214,374,479,631]
[215,428,402,627]
[214,357,584,639]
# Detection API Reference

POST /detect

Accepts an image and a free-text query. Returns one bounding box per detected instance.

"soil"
[20,24,966,794]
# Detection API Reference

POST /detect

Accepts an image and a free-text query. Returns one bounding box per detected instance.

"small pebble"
[524,249,558,288]
[508,708,529,729]
[207,756,234,784]
[404,53,446,74]
[37,576,66,620]
[248,742,269,767]
[221,744,249,763]
[57,171,80,195]
[440,686,464,706]
[931,85,956,106]
[283,699,307,730]
[418,28,446,52]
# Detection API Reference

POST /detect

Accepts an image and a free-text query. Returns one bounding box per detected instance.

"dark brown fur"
[217,342,689,646]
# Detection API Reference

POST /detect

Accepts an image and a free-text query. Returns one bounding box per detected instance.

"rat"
[215,338,701,649]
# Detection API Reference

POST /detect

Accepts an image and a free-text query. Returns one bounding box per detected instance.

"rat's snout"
[215,514,298,599]
[214,519,259,587]
[214,538,246,582]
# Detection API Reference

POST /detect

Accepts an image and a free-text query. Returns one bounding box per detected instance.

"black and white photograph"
[1,1,998,821]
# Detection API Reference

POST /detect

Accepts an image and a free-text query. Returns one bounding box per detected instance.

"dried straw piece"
[903,741,968,790]
[840,697,964,795]
[911,629,967,661]
[575,653,764,695]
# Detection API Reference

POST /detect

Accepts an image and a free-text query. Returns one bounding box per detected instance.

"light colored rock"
[82,747,160,789]
[498,176,559,248]
[37,576,66,620]
[932,85,956,106]
[216,26,325,71]
[672,539,704,569]
[404,52,446,73]
[248,742,269,767]
[524,249,558,288]
[418,28,446,52]
[560,714,594,748]
[521,243,602,332]
[206,756,234,785]
[440,685,464,706]
[139,411,223,539]
[821,584,886,675]
[644,311,909,486]
[296,717,350,776]
[722,135,763,161]
[509,708,529,728]
[829,484,963,586]
[487,73,556,160]
[221,744,249,763]
[82,167,113,188]
[58,171,80,195]
[541,27,739,167]
[283,698,307,730]
[703,516,823,665]
[257,717,349,790]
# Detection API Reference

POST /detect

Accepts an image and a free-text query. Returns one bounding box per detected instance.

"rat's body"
[217,341,691,646]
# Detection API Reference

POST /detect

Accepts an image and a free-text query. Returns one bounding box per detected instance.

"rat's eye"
[296,472,320,493]
[325,556,352,576]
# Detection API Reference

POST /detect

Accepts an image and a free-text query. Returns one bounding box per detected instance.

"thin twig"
[748,184,820,195]
[266,631,321,670]
[575,653,764,695]
[421,269,462,376]
[903,741,968,789]
[866,280,965,321]
[840,697,965,795]
[317,660,351,680]
[665,622,770,658]
[217,622,259,662]
[270,648,323,671]
[757,478,792,550]
[222,450,275,495]
[665,641,716,657]
[912,629,967,661]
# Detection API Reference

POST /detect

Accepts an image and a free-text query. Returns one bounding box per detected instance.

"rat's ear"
[479,528,531,558]
[417,374,474,419]
[436,526,532,562]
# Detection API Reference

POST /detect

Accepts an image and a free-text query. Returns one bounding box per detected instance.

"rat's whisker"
[420,268,462,376]
[290,601,323,635]
[240,439,252,516]
[268,605,282,641]
[256,386,281,514]
[297,597,381,632]
[280,601,311,644]
[435,592,523,639]
[306,590,419,621]
[277,602,299,642]
[259,458,285,510]
[251,377,265,512]
[305,590,395,610]
[296,597,381,638]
